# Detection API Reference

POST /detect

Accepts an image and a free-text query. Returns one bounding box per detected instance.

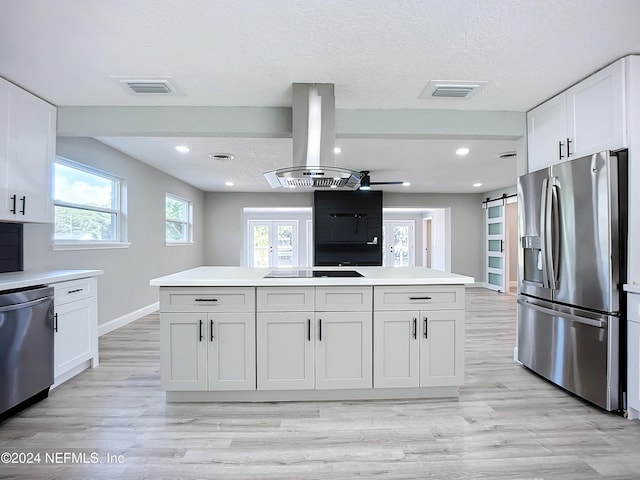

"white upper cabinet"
[527,58,626,172]
[0,77,56,223]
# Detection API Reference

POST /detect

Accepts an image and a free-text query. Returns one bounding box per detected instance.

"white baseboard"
[98,302,159,337]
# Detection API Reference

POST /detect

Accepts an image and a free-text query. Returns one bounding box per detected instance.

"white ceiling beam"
[57,106,525,140]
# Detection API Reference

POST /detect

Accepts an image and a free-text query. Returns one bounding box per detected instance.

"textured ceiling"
[2,0,639,192]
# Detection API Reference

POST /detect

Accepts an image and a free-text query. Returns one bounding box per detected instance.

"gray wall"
[204,191,484,282]
[23,137,205,326]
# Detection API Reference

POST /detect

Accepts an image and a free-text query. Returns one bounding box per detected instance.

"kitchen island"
[150,266,474,402]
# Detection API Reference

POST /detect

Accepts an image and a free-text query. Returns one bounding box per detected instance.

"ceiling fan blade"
[370,181,404,185]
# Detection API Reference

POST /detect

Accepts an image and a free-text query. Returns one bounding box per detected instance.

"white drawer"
[629,293,640,322]
[52,278,95,306]
[160,287,255,312]
[316,286,372,312]
[257,287,314,311]
[374,285,464,311]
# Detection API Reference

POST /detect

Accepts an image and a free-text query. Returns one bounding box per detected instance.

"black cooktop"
[264,270,363,278]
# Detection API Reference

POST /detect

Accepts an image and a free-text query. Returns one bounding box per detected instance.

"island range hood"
[263,83,363,190]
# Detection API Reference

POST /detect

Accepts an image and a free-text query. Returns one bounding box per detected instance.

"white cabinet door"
[160,312,208,391]
[0,83,10,220]
[0,77,55,222]
[315,312,372,390]
[208,313,256,391]
[567,58,626,159]
[53,298,92,378]
[527,93,567,173]
[373,311,420,388]
[628,320,640,419]
[256,312,314,390]
[419,310,464,387]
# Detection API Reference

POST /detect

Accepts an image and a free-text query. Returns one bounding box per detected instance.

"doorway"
[484,197,517,293]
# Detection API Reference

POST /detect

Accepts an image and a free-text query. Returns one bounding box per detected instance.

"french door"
[485,200,506,292]
[382,221,414,267]
[248,221,298,268]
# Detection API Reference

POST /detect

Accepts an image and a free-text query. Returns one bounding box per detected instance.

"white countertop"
[150,266,474,287]
[624,284,640,295]
[0,269,103,291]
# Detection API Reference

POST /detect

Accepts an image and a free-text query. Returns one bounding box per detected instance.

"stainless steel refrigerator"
[517,150,627,411]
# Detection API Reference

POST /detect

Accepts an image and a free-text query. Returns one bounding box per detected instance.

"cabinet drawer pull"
[199,319,203,341]
[54,313,58,333]
[424,317,428,339]
[566,137,572,157]
[10,195,16,214]
[319,319,322,341]
[412,318,417,339]
[210,319,214,341]
[307,319,311,342]
[19,196,26,215]
[409,296,432,301]
[195,298,218,302]
[67,288,84,294]
[558,140,564,160]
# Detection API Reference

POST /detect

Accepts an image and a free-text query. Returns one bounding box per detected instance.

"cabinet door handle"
[558,140,564,160]
[566,138,572,157]
[199,319,203,341]
[9,195,16,214]
[319,319,322,341]
[210,319,214,341]
[412,318,417,339]
[195,298,218,302]
[67,288,84,294]
[307,319,311,341]
[409,296,432,301]
[54,313,58,333]
[424,317,428,339]
[19,196,26,215]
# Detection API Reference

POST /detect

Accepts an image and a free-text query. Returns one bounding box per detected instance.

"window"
[166,194,193,243]
[53,158,125,246]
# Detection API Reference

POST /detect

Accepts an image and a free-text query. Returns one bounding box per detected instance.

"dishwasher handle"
[0,296,53,313]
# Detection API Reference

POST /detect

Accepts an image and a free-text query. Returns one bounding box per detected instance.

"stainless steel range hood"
[263,83,363,190]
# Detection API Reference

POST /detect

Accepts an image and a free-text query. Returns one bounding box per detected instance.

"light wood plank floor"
[1,288,640,479]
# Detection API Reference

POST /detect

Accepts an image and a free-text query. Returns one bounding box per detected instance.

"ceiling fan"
[359,171,408,190]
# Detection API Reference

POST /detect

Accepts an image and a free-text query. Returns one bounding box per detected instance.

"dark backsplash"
[0,222,24,273]
[314,191,383,266]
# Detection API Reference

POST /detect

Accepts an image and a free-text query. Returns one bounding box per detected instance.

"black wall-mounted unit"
[314,191,382,266]
[0,222,24,273]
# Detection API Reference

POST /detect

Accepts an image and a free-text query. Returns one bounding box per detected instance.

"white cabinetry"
[527,58,626,172]
[256,286,373,391]
[0,77,56,223]
[160,288,256,391]
[628,293,640,420]
[51,277,99,386]
[373,286,464,388]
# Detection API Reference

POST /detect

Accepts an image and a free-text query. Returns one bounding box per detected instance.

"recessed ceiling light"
[175,145,190,153]
[456,147,470,156]
[333,147,342,154]
[225,181,234,186]
[473,182,483,188]
[402,182,411,187]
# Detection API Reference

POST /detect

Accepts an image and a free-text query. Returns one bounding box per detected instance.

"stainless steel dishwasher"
[0,285,54,419]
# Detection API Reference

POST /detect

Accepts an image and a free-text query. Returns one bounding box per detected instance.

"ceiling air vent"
[419,80,487,100]
[126,81,173,94]
[111,76,178,95]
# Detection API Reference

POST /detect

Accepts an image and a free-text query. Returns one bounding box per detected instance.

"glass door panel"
[248,221,298,268]
[383,221,414,267]
[486,200,505,292]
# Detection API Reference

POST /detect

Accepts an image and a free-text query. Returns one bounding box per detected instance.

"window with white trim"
[53,157,124,244]
[166,194,193,243]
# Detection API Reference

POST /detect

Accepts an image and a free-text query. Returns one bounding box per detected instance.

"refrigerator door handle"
[543,177,556,290]
[517,298,607,328]
[539,177,550,289]
[548,178,560,289]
